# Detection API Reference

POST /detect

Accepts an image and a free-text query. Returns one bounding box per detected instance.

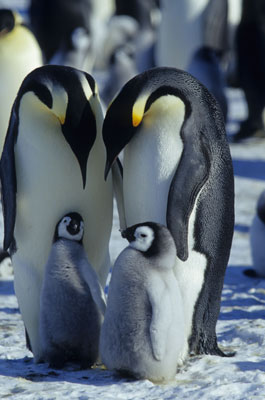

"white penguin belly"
[174,193,207,350]
[0,30,42,155]
[143,270,186,380]
[123,95,185,226]
[155,0,209,70]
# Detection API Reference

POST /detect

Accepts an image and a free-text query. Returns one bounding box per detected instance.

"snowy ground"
[1,89,265,399]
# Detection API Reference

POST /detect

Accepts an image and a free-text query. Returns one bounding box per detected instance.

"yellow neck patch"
[132,93,149,127]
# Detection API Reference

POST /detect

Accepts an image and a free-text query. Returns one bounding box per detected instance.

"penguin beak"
[104,155,118,180]
[67,219,80,235]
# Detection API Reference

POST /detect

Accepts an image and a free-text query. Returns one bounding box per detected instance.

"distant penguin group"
[0,60,234,381]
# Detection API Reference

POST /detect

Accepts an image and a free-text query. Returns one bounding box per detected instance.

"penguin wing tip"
[177,249,188,262]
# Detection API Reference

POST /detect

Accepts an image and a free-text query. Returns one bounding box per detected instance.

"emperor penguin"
[245,190,265,278]
[0,8,42,155]
[40,212,106,369]
[102,67,235,358]
[0,64,113,362]
[155,0,209,71]
[29,0,92,64]
[100,222,185,382]
[187,46,228,121]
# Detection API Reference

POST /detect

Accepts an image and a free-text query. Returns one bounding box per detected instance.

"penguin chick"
[100,222,185,382]
[40,212,106,369]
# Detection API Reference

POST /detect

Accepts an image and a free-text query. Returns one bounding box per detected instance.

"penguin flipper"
[0,109,18,253]
[147,284,171,361]
[111,158,127,230]
[80,260,107,315]
[167,130,210,261]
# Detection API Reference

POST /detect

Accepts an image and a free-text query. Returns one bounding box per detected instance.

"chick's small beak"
[68,219,79,235]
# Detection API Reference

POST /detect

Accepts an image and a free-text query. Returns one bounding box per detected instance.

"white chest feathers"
[123,95,185,226]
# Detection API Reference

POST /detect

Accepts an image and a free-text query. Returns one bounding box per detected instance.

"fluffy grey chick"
[39,212,106,369]
[100,221,185,382]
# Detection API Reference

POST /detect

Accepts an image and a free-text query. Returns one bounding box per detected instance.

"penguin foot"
[206,346,236,358]
[192,336,236,357]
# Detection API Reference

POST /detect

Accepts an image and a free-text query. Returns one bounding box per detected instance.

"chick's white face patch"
[130,226,154,252]
[58,216,84,241]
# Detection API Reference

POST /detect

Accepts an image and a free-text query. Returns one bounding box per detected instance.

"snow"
[1,89,265,399]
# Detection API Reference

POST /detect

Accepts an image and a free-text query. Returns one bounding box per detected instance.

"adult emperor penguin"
[0,65,113,362]
[40,212,106,368]
[0,9,42,155]
[103,67,235,358]
[100,222,185,382]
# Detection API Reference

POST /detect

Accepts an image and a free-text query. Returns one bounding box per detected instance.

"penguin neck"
[123,95,185,227]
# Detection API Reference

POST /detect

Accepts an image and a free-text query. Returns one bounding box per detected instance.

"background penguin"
[0,8,42,265]
[28,0,92,65]
[244,190,265,278]
[232,0,265,141]
[155,0,209,71]
[0,64,113,361]
[102,67,234,358]
[187,46,228,121]
[0,8,42,156]
[100,222,185,382]
[40,212,106,369]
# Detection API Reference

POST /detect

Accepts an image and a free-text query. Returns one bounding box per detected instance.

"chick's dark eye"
[140,233,147,238]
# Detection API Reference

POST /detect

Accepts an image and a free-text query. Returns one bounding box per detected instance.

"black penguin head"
[14,65,98,189]
[121,221,177,261]
[102,67,192,180]
[0,9,15,35]
[54,212,84,244]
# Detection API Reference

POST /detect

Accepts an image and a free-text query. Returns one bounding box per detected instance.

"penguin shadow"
[232,159,265,181]
[235,360,265,373]
[220,265,265,321]
[0,356,129,386]
[0,279,15,296]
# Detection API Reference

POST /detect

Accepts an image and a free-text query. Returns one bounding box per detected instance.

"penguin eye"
[63,218,68,224]
[140,233,147,238]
